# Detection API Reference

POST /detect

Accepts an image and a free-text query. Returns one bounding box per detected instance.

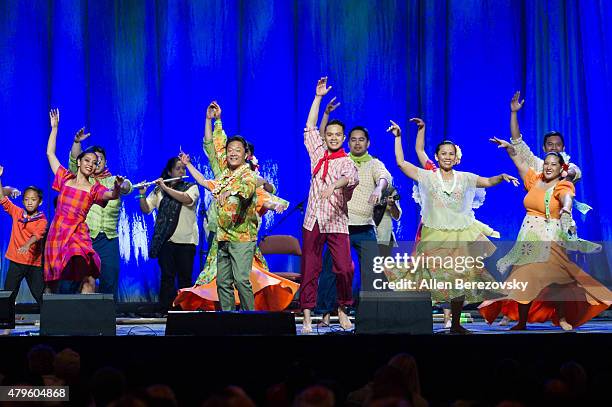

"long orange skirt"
[174,258,299,311]
[479,244,612,327]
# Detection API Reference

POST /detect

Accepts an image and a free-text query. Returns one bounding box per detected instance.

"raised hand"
[206,101,220,120]
[0,165,3,177]
[10,188,21,199]
[325,97,341,114]
[510,91,525,112]
[386,120,401,138]
[211,101,222,119]
[178,152,191,165]
[49,109,60,128]
[409,117,425,129]
[316,77,332,97]
[501,173,520,187]
[74,127,91,143]
[489,137,511,149]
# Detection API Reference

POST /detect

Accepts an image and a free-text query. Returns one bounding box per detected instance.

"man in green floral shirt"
[210,132,258,311]
[69,129,132,300]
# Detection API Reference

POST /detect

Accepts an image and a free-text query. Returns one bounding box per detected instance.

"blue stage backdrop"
[0,1,611,303]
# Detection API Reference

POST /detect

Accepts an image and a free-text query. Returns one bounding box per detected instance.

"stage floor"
[5,314,612,336]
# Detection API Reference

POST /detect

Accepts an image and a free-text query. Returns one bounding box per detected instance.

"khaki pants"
[216,241,256,311]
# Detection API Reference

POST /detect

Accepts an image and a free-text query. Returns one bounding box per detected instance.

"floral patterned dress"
[387,168,499,303]
[479,169,612,327]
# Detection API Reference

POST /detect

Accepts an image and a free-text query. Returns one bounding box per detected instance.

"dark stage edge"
[2,321,612,405]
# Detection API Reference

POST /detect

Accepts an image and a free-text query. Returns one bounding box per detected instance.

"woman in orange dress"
[480,141,612,330]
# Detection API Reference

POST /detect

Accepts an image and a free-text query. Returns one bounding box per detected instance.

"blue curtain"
[1,0,610,302]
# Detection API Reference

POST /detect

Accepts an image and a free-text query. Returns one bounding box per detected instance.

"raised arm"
[46,109,61,175]
[476,173,519,188]
[319,96,340,135]
[204,101,219,144]
[490,137,529,181]
[388,120,419,181]
[510,91,524,141]
[70,127,90,159]
[179,152,208,188]
[307,77,332,128]
[410,118,430,167]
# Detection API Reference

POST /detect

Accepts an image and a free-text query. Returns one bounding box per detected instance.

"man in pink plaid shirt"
[301,77,359,333]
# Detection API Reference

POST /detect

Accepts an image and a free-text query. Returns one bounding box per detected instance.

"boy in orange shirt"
[0,165,47,305]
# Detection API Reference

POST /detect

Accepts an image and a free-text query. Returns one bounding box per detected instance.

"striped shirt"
[303,127,359,234]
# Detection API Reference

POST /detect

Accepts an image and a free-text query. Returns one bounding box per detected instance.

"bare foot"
[498,316,510,326]
[559,318,573,331]
[450,325,472,334]
[302,309,313,334]
[509,323,527,331]
[338,306,353,330]
[317,313,331,327]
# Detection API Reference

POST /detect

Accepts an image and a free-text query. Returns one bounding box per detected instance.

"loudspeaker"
[40,294,115,336]
[355,291,433,334]
[165,311,296,336]
[0,291,15,329]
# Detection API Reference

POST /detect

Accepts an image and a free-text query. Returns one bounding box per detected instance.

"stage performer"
[499,91,590,326]
[138,157,199,315]
[45,109,124,293]
[508,91,582,183]
[480,144,612,330]
[412,117,500,329]
[315,98,391,326]
[390,119,518,334]
[300,77,359,334]
[67,130,132,299]
[173,102,297,310]
[0,166,47,306]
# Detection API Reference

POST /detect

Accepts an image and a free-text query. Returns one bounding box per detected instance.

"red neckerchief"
[312,148,348,181]
[94,168,112,180]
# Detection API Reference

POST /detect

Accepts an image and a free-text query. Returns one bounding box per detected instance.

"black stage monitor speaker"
[0,291,15,329]
[40,294,115,336]
[355,291,433,334]
[166,311,297,336]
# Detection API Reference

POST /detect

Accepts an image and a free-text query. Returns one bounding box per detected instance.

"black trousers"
[4,260,44,305]
[157,241,196,313]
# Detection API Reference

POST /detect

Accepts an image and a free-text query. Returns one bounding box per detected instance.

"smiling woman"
[44,109,125,294]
